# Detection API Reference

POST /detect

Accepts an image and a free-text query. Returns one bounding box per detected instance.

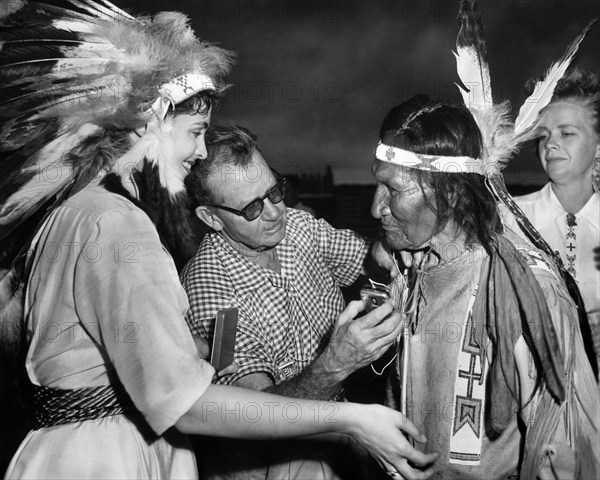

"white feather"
[109,116,184,198]
[0,125,100,230]
[145,118,184,196]
[514,19,596,138]
[453,46,493,111]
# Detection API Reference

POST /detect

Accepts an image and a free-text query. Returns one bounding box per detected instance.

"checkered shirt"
[180,209,369,386]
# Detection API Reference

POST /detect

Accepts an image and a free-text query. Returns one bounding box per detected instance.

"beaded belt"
[32,384,137,430]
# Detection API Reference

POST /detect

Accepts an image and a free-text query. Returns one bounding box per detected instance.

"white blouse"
[513,183,599,317]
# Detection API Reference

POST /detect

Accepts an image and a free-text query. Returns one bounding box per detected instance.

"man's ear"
[195,206,224,231]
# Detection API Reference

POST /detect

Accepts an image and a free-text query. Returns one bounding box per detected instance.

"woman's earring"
[593,156,600,193]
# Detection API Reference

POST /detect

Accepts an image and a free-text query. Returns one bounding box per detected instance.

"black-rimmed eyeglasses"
[204,178,287,222]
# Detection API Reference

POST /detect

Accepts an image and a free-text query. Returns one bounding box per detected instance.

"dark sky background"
[120,0,600,186]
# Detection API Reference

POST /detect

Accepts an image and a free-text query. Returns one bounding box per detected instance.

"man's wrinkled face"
[370,159,438,251]
[206,151,287,252]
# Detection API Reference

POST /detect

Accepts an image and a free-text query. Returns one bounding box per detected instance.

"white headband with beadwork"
[149,73,216,120]
[375,142,484,175]
[158,73,215,106]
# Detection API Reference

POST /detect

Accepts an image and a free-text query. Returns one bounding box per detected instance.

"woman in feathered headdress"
[0,2,438,479]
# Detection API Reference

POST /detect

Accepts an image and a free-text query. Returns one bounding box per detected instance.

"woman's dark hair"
[380,94,502,251]
[171,89,221,117]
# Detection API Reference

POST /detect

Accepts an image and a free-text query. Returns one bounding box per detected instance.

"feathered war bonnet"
[0,0,232,351]
[0,0,233,242]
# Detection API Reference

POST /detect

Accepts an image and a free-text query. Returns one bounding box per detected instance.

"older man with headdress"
[368,2,599,479]
[372,94,597,480]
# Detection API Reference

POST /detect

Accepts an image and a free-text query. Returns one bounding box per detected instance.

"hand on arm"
[193,334,238,377]
[175,384,437,479]
[192,335,210,358]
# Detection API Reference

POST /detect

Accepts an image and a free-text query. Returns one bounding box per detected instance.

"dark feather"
[0,125,51,172]
[94,0,131,18]
[30,0,130,21]
[29,2,96,22]
[456,0,488,57]
[0,39,117,111]
[127,162,199,270]
[0,115,60,146]
[0,59,107,87]
[0,88,71,116]
[1,55,110,70]
[67,0,130,20]
[0,44,86,66]
[0,79,120,122]
[0,2,52,25]
[0,25,82,43]
[0,75,112,116]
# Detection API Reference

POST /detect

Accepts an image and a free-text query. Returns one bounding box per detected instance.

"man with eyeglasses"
[181,123,402,480]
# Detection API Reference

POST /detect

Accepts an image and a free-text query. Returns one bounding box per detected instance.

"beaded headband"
[374,143,483,175]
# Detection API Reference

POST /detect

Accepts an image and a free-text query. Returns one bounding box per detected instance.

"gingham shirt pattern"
[181,209,369,386]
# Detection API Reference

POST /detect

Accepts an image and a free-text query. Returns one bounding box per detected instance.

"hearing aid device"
[360,287,390,313]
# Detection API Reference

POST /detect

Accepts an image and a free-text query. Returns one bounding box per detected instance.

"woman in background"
[513,68,600,366]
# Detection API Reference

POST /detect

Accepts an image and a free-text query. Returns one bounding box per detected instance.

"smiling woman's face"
[167,109,212,180]
[536,101,599,186]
